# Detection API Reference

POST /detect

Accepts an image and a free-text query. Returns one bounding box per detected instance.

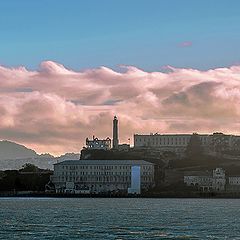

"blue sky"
[0,0,240,71]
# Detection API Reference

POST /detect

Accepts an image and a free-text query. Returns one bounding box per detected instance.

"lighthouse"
[113,116,119,149]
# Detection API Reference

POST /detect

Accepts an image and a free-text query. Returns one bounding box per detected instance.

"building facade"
[229,176,240,185]
[212,168,226,191]
[51,160,154,194]
[184,171,213,192]
[85,137,111,150]
[184,168,226,192]
[226,176,240,192]
[134,133,209,154]
[134,133,240,154]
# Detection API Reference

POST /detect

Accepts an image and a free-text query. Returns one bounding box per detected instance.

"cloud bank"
[0,61,240,155]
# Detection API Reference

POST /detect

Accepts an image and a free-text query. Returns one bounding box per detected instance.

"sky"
[1,0,240,155]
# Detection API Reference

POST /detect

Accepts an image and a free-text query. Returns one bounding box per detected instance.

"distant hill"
[0,140,37,159]
[56,152,80,161]
[0,140,80,170]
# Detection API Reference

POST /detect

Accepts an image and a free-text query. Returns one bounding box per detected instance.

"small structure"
[118,144,130,151]
[86,136,111,150]
[45,181,55,193]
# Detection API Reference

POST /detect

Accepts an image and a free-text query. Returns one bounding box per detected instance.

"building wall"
[134,134,209,153]
[51,160,154,194]
[184,168,226,192]
[226,177,240,192]
[229,177,240,185]
[212,168,226,191]
[86,137,111,150]
[134,134,192,148]
[184,175,212,187]
[134,133,240,153]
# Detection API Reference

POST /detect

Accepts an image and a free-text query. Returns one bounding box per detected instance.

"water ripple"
[0,198,240,239]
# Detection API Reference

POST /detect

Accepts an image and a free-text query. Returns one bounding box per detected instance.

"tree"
[186,133,203,158]
[20,163,39,172]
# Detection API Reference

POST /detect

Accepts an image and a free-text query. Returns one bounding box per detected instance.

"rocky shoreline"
[2,191,240,198]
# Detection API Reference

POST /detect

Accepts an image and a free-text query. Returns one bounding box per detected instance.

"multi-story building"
[212,168,226,191]
[134,133,209,154]
[134,133,240,154]
[226,176,240,192]
[210,133,240,153]
[184,168,240,193]
[85,136,111,150]
[51,160,154,194]
[229,176,240,185]
[184,171,213,192]
[184,168,226,192]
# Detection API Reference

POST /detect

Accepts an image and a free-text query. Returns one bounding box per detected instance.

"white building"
[226,176,240,192]
[212,168,226,191]
[184,168,226,192]
[86,136,111,150]
[229,176,240,185]
[51,160,154,194]
[184,171,213,192]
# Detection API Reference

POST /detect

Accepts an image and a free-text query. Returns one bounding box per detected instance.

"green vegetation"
[0,164,52,192]
[185,133,203,159]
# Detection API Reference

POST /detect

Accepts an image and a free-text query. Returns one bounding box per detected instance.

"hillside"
[0,140,80,170]
[0,141,37,159]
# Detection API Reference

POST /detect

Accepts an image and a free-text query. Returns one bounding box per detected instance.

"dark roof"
[54,160,153,166]
[134,134,210,137]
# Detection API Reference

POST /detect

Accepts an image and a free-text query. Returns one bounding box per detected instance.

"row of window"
[135,137,209,145]
[136,137,190,143]
[57,176,153,182]
[61,165,152,170]
[60,171,152,176]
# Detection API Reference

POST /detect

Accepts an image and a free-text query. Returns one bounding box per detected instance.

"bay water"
[0,198,239,239]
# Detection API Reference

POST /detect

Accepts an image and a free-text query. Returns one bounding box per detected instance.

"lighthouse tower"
[113,116,119,149]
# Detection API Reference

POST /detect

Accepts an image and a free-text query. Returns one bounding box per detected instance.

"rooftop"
[55,160,154,166]
[134,134,211,137]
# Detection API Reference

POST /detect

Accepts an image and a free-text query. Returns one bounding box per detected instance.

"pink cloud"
[0,61,240,155]
[179,41,193,47]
